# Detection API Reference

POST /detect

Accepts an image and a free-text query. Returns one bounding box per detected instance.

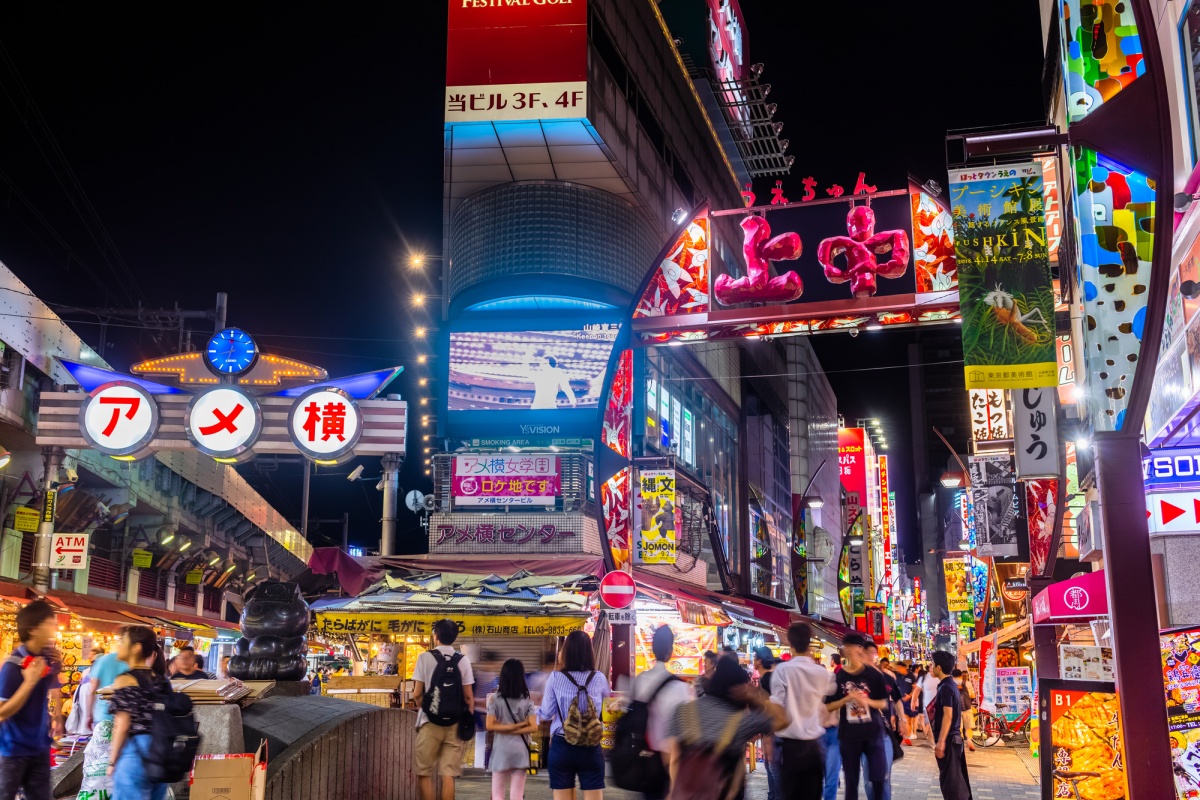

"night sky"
[0,2,1046,559]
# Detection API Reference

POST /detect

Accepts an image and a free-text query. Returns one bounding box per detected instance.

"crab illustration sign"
[949,162,1056,391]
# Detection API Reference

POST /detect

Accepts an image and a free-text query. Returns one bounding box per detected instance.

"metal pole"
[1094,434,1174,798]
[214,292,228,331]
[300,461,311,540]
[380,453,401,556]
[33,447,64,596]
[342,512,349,552]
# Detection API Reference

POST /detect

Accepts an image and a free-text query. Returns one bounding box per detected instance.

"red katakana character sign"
[289,387,362,459]
[81,382,159,456]
[187,387,260,458]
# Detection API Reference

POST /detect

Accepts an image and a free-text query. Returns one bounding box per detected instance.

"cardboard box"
[190,741,266,800]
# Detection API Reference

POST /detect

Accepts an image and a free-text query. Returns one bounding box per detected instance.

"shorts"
[903,705,921,718]
[415,722,466,777]
[548,735,605,791]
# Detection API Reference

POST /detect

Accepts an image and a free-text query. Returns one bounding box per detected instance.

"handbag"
[502,697,538,775]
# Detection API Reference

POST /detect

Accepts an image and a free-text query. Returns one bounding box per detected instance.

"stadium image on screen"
[448,327,619,411]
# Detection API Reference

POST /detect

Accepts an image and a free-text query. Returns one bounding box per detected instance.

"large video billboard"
[444,322,621,439]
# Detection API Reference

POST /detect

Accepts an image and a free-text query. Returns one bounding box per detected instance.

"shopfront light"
[208,555,221,566]
[0,447,10,470]
[179,540,193,552]
[161,533,175,546]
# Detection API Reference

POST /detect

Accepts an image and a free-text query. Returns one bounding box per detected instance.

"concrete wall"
[1152,533,1200,626]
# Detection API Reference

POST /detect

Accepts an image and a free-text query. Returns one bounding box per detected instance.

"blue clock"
[205,328,258,376]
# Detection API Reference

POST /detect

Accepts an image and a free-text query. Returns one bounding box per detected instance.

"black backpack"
[612,673,679,793]
[132,671,202,783]
[421,651,467,727]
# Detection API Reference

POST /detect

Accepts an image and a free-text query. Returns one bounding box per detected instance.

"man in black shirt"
[892,661,916,744]
[825,634,890,800]
[931,651,973,800]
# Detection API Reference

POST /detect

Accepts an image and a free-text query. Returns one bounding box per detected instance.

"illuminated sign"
[838,428,868,518]
[1143,448,1200,489]
[185,387,261,459]
[636,469,678,565]
[288,387,363,460]
[451,454,560,507]
[445,0,587,123]
[969,389,1010,441]
[447,327,618,412]
[79,382,160,457]
[428,512,588,555]
[49,532,89,570]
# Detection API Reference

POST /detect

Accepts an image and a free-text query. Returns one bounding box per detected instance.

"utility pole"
[380,453,401,556]
[300,460,312,540]
[342,512,350,552]
[32,447,65,596]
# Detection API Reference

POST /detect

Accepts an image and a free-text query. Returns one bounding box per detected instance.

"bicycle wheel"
[974,713,1003,747]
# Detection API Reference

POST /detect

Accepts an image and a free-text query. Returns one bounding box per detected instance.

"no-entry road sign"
[598,570,636,609]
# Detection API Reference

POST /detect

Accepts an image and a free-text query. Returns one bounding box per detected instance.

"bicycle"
[1053,770,1101,800]
[971,696,1033,747]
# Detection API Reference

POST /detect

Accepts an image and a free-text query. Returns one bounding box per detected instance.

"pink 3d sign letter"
[818,205,910,298]
[714,215,802,305]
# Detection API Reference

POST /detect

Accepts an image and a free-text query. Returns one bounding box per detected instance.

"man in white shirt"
[630,625,692,799]
[770,622,836,800]
[412,619,475,800]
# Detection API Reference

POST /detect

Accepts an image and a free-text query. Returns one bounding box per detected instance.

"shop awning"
[958,618,1030,654]
[634,574,732,626]
[54,591,239,634]
[1032,569,1108,625]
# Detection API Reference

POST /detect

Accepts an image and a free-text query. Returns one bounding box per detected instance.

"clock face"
[206,328,257,375]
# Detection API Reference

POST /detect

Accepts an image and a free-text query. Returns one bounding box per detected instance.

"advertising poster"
[969,454,1021,557]
[944,558,972,613]
[1160,626,1200,799]
[1061,645,1114,682]
[950,161,1056,391]
[839,428,868,518]
[635,469,678,565]
[910,186,957,294]
[451,455,559,507]
[1040,680,1128,800]
[969,388,1011,441]
[634,617,716,676]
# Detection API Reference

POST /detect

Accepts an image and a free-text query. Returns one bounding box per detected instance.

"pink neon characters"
[713,215,803,305]
[817,205,910,298]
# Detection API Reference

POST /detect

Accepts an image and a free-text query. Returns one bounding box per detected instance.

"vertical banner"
[1013,387,1060,478]
[978,636,998,715]
[1025,479,1058,577]
[635,469,678,565]
[839,428,868,518]
[969,454,1021,557]
[950,161,1056,390]
[602,467,632,572]
[969,389,1011,441]
[944,557,972,613]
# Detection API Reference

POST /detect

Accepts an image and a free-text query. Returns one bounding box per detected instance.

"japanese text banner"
[315,611,586,638]
[452,454,560,507]
[950,162,1056,390]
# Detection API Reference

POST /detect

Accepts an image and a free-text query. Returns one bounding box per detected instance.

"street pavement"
[453,740,1041,800]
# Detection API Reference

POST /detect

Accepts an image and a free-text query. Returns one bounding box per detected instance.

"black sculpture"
[228,580,309,681]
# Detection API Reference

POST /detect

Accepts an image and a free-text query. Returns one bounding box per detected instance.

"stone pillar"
[126,567,140,604]
[195,585,205,617]
[0,530,21,580]
[165,571,177,612]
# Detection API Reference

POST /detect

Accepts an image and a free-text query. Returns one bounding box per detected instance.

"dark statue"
[228,580,309,681]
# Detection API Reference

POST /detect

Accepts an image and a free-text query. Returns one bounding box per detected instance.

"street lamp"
[411,292,442,308]
[408,253,443,269]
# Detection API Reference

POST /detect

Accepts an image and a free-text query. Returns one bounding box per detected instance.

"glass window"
[1182,4,1200,164]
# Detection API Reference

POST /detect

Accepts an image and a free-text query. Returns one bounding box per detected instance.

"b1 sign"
[446,0,587,123]
[452,454,560,507]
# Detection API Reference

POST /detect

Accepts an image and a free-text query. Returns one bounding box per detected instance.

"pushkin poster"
[949,161,1056,390]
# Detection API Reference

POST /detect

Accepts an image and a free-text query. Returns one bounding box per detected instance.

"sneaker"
[902,739,912,746]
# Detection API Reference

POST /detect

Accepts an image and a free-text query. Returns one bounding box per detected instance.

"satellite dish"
[422,495,436,512]
[406,490,426,513]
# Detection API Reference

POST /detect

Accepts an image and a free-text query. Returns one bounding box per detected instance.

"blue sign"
[1143,448,1200,490]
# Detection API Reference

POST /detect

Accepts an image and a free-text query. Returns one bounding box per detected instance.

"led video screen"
[448,327,619,412]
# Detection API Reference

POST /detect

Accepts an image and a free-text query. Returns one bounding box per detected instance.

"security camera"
[347,465,364,482]
[64,467,79,483]
[849,329,859,338]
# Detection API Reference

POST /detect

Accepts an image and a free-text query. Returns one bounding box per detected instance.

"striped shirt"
[537,670,612,737]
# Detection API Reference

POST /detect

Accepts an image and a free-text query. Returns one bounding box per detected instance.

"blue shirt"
[89,652,129,725]
[537,670,611,738]
[0,645,60,757]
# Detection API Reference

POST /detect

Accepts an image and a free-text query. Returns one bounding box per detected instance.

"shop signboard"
[949,161,1056,391]
[445,0,587,123]
[943,557,972,613]
[1039,680,1128,800]
[428,512,590,555]
[1160,625,1200,798]
[185,387,262,460]
[1025,479,1057,576]
[131,549,154,569]
[49,532,88,570]
[968,454,1021,557]
[80,382,160,456]
[635,615,716,676]
[13,507,38,534]
[186,569,204,585]
[451,454,560,507]
[288,387,363,460]
[969,389,1011,441]
[1147,491,1200,535]
[1143,448,1200,491]
[605,608,636,625]
[602,467,632,572]
[1013,387,1059,479]
[42,490,56,525]
[879,456,891,585]
[839,428,868,519]
[910,184,957,295]
[1040,154,1062,265]
[315,611,587,638]
[635,469,677,565]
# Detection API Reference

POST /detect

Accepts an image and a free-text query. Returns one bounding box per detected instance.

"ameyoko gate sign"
[39,329,404,463]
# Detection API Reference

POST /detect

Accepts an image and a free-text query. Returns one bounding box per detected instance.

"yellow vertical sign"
[636,469,677,565]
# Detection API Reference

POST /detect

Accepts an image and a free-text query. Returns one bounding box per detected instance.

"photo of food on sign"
[634,618,716,676]
[1049,687,1128,800]
[447,327,619,411]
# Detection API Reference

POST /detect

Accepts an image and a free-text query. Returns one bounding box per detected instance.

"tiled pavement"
[454,740,1041,800]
